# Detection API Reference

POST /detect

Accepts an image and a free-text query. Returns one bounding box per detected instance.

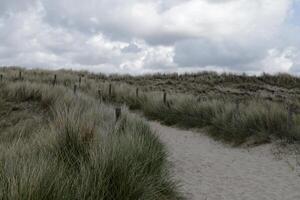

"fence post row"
[115,107,121,122]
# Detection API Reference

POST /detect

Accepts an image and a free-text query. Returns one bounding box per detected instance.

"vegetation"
[0,80,182,199]
[1,67,300,146]
[100,86,300,145]
[0,67,299,200]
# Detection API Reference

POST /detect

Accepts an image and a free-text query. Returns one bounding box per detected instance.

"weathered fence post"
[19,71,22,80]
[53,74,57,86]
[98,89,102,101]
[163,91,167,104]
[79,76,82,87]
[115,107,121,122]
[74,84,77,94]
[0,74,3,81]
[109,84,112,97]
[287,103,293,130]
[235,99,240,111]
[136,88,139,98]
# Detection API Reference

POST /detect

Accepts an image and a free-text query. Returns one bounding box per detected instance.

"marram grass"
[0,82,182,200]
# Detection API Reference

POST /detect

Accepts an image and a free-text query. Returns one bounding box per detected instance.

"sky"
[0,0,300,75]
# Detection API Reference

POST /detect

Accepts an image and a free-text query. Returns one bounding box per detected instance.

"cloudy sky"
[0,0,300,74]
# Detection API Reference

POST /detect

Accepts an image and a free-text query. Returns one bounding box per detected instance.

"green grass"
[96,83,300,145]
[0,82,182,200]
[1,67,300,146]
[0,67,299,200]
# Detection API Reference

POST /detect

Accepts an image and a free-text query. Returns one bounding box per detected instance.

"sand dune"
[150,122,300,200]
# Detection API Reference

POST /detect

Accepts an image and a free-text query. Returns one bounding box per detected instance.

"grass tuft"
[0,82,182,200]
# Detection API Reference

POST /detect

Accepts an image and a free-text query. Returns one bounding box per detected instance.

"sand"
[150,121,300,200]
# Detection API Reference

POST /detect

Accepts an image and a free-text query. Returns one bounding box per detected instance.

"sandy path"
[150,121,300,200]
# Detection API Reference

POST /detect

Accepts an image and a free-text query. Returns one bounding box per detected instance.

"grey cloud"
[40,0,196,44]
[0,0,37,16]
[278,25,300,48]
[121,44,142,53]
[145,32,189,46]
[290,64,300,73]
[174,39,268,70]
[289,48,300,73]
[40,0,295,47]
[73,53,111,65]
[207,0,238,3]
[41,0,138,39]
[157,0,189,11]
[0,0,299,74]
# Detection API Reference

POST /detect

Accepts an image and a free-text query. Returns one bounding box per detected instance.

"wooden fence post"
[115,107,121,122]
[98,89,102,101]
[79,76,82,87]
[19,71,22,80]
[53,74,57,86]
[136,88,139,98]
[109,84,112,97]
[235,99,240,111]
[0,74,3,81]
[74,84,77,94]
[163,91,167,104]
[287,103,293,130]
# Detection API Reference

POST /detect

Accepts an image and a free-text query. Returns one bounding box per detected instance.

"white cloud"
[261,47,298,73]
[162,0,290,40]
[41,0,292,44]
[0,0,299,74]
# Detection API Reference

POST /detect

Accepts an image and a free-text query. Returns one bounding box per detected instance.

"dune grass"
[93,83,300,145]
[1,67,300,145]
[0,82,182,200]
